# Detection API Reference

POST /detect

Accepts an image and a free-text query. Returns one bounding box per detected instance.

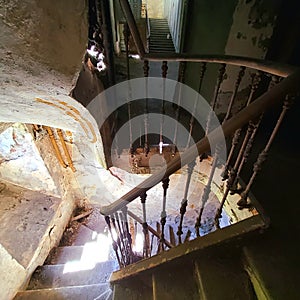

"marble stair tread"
[27,261,117,290]
[14,283,111,300]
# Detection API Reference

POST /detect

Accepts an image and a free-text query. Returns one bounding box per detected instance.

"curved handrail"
[100,68,300,216]
[144,53,297,78]
[119,0,296,78]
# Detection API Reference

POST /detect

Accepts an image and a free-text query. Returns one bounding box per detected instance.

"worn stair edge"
[110,215,266,283]
[14,283,111,300]
[27,261,117,290]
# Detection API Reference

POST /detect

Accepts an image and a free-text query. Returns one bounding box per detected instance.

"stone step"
[27,260,117,290]
[149,48,175,53]
[150,49,175,53]
[14,283,112,300]
[79,206,108,234]
[149,40,174,44]
[60,222,98,247]
[149,44,174,49]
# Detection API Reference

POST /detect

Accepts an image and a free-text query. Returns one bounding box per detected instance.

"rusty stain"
[35,97,97,143]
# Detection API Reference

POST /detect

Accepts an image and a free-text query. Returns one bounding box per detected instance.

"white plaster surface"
[0,123,58,195]
[0,243,26,300]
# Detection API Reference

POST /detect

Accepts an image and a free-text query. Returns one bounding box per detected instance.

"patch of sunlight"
[132,233,143,253]
[63,233,112,274]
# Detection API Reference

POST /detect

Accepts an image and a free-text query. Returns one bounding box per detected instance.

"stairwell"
[149,19,175,53]
[11,203,270,300]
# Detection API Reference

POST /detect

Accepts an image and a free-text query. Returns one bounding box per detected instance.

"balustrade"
[100,0,300,269]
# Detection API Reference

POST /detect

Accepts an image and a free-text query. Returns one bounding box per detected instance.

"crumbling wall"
[225,0,282,58]
[0,0,88,76]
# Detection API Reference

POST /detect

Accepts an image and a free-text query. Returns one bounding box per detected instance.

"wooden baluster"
[124,23,130,80]
[215,76,283,227]
[169,225,176,246]
[105,215,122,268]
[195,145,221,236]
[143,60,150,155]
[229,75,280,193]
[222,71,262,180]
[111,214,126,266]
[237,94,293,208]
[200,63,226,161]
[114,212,127,258]
[173,62,186,148]
[186,62,207,148]
[215,125,257,228]
[197,68,244,231]
[140,192,150,258]
[121,206,133,264]
[159,177,170,251]
[162,60,168,78]
[160,61,168,147]
[223,66,246,123]
[177,161,196,243]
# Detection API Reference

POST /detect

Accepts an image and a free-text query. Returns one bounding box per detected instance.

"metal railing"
[100,0,300,268]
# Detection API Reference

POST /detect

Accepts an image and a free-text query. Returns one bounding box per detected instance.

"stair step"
[80,206,108,234]
[194,253,256,300]
[149,40,174,44]
[150,21,168,24]
[149,50,175,53]
[61,222,98,246]
[14,284,111,300]
[149,44,174,49]
[27,261,117,290]
[152,261,200,300]
[113,278,152,300]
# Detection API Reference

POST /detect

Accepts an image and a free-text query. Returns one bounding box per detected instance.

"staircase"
[149,19,175,53]
[12,210,260,300]
[111,248,257,299]
[14,209,117,300]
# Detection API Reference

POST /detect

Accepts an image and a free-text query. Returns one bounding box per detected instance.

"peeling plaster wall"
[0,0,90,122]
[0,0,88,76]
[216,0,283,115]
[225,0,282,58]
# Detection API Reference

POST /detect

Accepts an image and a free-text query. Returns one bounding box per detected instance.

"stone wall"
[0,0,88,76]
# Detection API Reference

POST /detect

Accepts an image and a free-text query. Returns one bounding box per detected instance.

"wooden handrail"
[100,68,300,216]
[144,53,297,78]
